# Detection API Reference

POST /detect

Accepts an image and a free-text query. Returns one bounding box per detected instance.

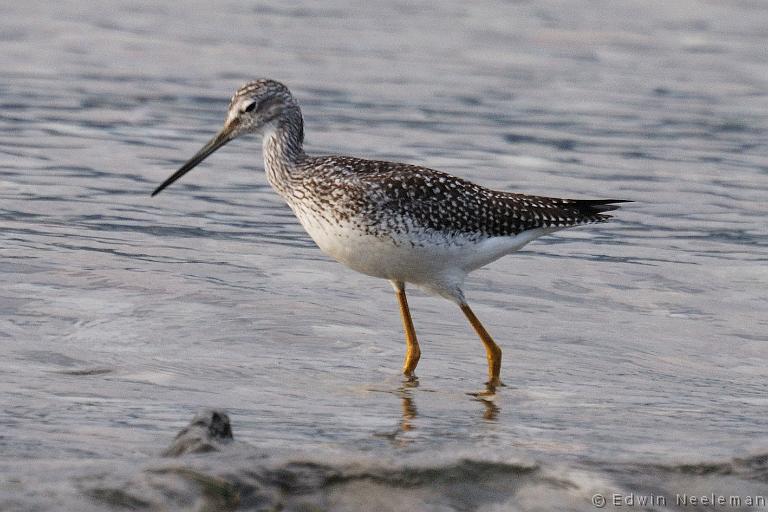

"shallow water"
[2,0,768,510]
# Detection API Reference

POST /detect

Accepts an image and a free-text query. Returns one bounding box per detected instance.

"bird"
[152,79,627,390]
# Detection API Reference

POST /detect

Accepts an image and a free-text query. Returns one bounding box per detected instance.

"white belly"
[292,208,555,300]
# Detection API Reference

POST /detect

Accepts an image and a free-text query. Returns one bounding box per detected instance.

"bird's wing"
[350,160,626,238]
[301,156,627,238]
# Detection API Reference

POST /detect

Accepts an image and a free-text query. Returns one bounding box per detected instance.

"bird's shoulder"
[298,155,546,209]
[298,154,481,199]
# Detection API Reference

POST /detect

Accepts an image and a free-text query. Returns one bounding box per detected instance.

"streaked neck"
[263,107,305,168]
[262,109,306,198]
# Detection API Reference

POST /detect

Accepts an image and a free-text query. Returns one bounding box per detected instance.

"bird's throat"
[262,110,305,195]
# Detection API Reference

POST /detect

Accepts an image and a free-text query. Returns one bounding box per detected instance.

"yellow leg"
[460,303,502,388]
[394,283,421,379]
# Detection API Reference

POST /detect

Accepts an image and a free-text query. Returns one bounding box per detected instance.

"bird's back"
[293,155,624,243]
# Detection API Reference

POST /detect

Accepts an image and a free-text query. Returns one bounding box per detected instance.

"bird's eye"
[243,102,257,113]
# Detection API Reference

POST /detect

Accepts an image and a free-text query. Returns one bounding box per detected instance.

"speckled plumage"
[218,79,629,297]
[153,79,628,386]
[284,155,617,241]
[223,79,625,302]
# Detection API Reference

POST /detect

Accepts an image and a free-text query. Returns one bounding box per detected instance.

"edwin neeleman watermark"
[591,493,767,508]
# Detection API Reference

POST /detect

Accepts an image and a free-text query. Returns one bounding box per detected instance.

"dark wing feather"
[301,156,629,238]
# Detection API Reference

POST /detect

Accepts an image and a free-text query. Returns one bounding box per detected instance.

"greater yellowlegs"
[152,79,627,389]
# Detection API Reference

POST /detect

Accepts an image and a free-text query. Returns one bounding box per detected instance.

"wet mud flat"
[4,410,767,512]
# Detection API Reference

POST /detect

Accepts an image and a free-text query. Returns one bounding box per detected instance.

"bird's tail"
[570,199,631,218]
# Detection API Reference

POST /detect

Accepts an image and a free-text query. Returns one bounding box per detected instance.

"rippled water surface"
[2,1,768,510]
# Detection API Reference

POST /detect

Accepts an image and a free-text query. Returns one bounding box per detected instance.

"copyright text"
[591,493,766,508]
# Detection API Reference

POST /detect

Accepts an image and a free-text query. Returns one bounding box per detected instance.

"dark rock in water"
[163,409,234,457]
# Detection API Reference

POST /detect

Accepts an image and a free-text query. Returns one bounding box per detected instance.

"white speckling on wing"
[237,79,622,299]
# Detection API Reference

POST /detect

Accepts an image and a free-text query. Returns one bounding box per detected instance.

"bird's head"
[151,79,298,197]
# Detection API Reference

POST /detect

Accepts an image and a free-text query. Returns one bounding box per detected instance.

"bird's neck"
[262,108,305,195]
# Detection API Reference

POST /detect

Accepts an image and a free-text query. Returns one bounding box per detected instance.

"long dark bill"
[151,124,236,197]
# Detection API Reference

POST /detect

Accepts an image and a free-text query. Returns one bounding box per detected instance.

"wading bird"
[152,79,626,389]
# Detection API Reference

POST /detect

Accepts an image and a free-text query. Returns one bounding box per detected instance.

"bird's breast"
[287,202,494,289]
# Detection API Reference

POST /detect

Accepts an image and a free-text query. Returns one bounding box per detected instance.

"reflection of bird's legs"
[392,281,420,379]
[480,397,500,421]
[400,392,417,432]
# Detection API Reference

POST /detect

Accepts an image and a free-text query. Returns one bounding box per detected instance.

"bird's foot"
[401,371,419,388]
[467,379,505,398]
[485,377,505,392]
[487,378,505,388]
